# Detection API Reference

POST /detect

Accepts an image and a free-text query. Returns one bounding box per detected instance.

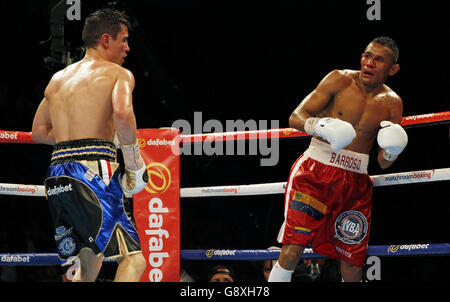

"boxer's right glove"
[304,117,356,151]
[377,121,408,161]
[120,141,149,195]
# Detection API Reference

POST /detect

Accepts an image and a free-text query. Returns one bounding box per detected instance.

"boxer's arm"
[112,68,137,146]
[289,69,345,132]
[112,68,148,194]
[32,97,55,145]
[377,95,404,169]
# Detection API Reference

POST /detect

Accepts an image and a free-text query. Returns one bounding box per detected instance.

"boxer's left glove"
[377,121,408,161]
[304,117,356,151]
[120,141,149,195]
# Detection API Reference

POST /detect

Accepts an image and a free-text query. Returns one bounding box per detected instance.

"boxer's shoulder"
[375,85,403,120]
[328,69,358,80]
[321,69,356,92]
[96,62,134,84]
[379,84,402,103]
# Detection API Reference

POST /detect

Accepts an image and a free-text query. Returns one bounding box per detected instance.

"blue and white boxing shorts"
[44,138,142,268]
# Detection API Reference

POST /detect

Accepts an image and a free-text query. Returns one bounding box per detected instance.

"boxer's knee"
[79,248,103,281]
[120,252,146,274]
[64,248,102,282]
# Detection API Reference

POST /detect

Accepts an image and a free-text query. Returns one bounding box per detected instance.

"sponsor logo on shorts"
[47,184,73,196]
[335,246,353,258]
[55,226,74,241]
[334,210,368,245]
[58,237,77,257]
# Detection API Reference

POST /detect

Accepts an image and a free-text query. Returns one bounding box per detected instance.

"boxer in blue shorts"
[45,139,143,271]
[32,9,148,281]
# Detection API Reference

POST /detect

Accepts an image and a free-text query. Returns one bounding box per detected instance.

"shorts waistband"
[305,138,369,174]
[51,138,117,165]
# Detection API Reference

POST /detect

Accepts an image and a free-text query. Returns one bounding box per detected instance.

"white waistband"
[305,138,369,174]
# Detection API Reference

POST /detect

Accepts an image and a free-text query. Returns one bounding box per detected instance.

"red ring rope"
[1,111,448,144]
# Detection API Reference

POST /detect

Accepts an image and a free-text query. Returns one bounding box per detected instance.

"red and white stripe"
[99,160,112,185]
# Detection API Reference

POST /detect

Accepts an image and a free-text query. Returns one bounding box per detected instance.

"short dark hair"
[82,9,131,48]
[370,36,399,64]
[207,265,235,281]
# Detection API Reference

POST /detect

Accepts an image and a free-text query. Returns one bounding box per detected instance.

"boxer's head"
[82,9,131,65]
[360,36,400,87]
[208,265,235,282]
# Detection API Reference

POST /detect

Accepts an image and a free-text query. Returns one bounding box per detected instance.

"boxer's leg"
[64,248,103,282]
[78,248,103,282]
[114,252,146,282]
[113,229,146,282]
[340,260,363,282]
[268,244,305,282]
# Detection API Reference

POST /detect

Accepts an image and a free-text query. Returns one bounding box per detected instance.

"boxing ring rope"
[1,243,449,266]
[1,110,449,267]
[1,168,450,198]
[1,111,449,144]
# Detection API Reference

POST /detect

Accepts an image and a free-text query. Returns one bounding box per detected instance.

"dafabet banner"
[133,129,180,282]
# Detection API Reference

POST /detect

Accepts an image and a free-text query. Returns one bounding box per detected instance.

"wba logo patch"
[334,210,368,245]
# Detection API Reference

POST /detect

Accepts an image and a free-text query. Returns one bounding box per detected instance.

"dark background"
[0,0,449,282]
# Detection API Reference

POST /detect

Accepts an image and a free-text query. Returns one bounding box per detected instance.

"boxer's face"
[108,24,130,66]
[360,42,399,87]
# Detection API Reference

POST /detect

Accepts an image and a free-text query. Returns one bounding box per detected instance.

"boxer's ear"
[389,64,400,76]
[99,33,111,49]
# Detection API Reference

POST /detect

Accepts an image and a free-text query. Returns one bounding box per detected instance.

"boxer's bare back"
[33,25,135,145]
[45,57,131,143]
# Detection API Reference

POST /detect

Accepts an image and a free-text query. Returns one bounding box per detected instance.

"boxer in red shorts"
[269,37,408,282]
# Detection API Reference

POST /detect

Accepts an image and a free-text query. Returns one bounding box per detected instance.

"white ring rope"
[182,167,450,197]
[1,168,449,198]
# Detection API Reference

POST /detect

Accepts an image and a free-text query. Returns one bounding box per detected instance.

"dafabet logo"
[144,163,172,194]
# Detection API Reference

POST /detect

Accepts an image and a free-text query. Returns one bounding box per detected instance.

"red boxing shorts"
[277,138,373,267]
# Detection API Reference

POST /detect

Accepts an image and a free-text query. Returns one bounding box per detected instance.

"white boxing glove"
[377,121,408,161]
[120,141,149,195]
[304,117,356,150]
